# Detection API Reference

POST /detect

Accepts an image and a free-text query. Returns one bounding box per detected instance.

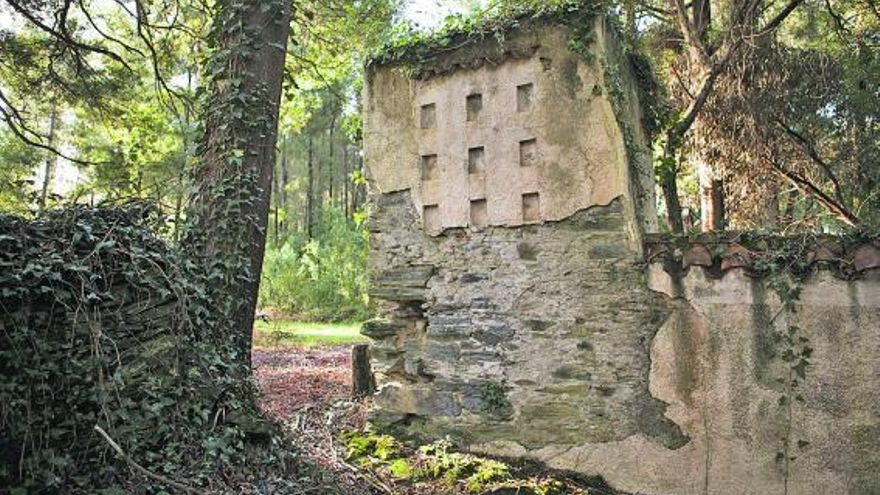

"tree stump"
[352,344,376,398]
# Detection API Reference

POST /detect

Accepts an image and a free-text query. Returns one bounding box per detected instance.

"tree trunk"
[697,156,725,232]
[354,151,365,215]
[38,108,59,213]
[173,66,195,243]
[661,164,685,234]
[306,136,314,241]
[710,178,725,229]
[279,133,289,236]
[343,144,350,220]
[184,0,292,365]
[351,344,376,398]
[624,0,637,40]
[328,116,336,205]
[272,169,279,244]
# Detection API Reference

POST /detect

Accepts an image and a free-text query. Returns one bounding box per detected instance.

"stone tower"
[362,13,668,449]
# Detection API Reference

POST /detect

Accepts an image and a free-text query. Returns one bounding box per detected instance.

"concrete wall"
[362,17,880,495]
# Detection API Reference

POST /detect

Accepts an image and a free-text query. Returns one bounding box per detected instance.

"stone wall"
[365,193,683,452]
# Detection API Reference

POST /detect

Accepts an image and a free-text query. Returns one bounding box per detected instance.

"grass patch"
[254,320,368,347]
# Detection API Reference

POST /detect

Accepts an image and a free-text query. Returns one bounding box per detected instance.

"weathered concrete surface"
[471,267,880,495]
[364,20,656,240]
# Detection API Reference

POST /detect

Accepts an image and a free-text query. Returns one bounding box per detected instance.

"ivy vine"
[755,243,813,494]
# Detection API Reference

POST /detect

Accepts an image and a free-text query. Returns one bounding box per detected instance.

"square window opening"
[468,147,486,174]
[517,83,534,112]
[470,199,488,228]
[420,103,436,129]
[519,139,538,167]
[421,154,439,181]
[466,94,483,122]
[522,193,541,222]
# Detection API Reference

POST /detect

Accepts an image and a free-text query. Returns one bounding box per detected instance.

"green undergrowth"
[253,320,368,347]
[341,432,598,495]
[259,207,372,323]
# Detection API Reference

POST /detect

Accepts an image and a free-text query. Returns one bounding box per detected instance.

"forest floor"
[252,321,373,493]
[251,324,619,495]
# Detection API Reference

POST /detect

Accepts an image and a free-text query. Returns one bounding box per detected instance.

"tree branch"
[0,88,101,166]
[767,158,860,228]
[750,0,808,39]
[93,425,210,495]
[5,0,133,72]
[669,0,711,66]
[775,118,848,207]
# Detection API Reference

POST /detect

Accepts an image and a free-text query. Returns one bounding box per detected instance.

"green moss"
[367,1,603,78]
[481,382,515,419]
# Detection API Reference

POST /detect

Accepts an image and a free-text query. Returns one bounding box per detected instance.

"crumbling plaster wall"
[363,20,656,242]
[481,267,880,495]
[362,15,880,495]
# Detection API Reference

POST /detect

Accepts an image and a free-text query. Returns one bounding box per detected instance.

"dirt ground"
[252,344,390,494]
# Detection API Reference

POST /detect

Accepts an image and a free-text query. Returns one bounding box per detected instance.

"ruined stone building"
[362,12,880,495]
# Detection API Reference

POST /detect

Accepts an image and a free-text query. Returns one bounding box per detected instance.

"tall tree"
[654,0,807,232]
[696,0,879,230]
[184,0,292,363]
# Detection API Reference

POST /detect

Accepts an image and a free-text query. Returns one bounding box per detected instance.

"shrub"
[260,205,372,322]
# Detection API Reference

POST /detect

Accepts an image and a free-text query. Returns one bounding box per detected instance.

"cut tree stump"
[352,344,376,398]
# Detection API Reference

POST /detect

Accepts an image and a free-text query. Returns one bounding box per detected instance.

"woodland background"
[0,0,876,493]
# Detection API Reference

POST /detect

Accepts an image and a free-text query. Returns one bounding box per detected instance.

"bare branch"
[76,0,147,58]
[750,0,808,39]
[5,0,133,72]
[768,158,861,228]
[93,425,210,495]
[0,88,103,166]
[775,118,848,207]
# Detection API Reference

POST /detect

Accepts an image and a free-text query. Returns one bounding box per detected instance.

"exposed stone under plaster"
[362,15,880,495]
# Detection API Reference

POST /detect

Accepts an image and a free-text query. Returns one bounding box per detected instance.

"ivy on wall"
[0,207,310,493]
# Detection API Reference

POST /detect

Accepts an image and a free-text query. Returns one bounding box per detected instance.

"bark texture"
[185,0,292,363]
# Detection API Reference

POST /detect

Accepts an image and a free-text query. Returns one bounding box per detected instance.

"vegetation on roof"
[645,231,880,280]
[367,0,669,141]
[368,0,605,71]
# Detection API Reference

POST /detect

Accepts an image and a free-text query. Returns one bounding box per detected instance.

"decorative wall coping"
[644,233,880,279]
